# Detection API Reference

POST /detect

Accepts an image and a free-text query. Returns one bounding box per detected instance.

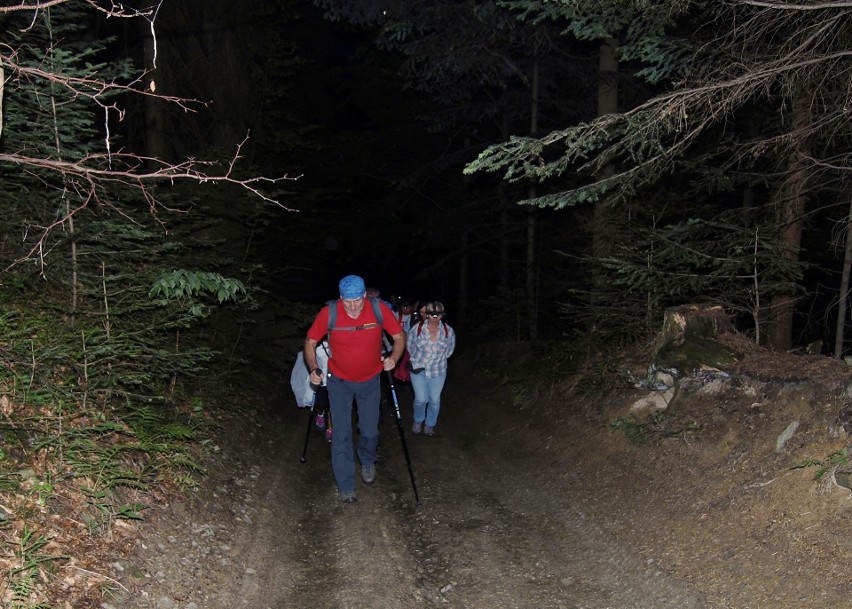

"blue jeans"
[410,371,447,428]
[327,373,381,493]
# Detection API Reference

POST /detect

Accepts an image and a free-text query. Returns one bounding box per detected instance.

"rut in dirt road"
[121,354,707,609]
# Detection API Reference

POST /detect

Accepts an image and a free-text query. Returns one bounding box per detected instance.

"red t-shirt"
[307,300,402,382]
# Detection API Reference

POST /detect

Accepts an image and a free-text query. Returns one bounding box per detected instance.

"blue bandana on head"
[338,275,366,299]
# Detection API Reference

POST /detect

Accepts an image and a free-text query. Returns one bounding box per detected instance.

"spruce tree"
[466,1,851,347]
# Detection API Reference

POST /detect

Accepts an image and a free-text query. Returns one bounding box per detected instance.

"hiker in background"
[409,300,424,328]
[303,275,405,503]
[366,287,394,310]
[290,340,333,440]
[367,287,396,353]
[367,287,399,418]
[392,299,415,384]
[406,301,456,437]
[396,299,415,331]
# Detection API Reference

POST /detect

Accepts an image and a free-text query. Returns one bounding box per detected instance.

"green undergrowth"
[0,291,232,607]
[792,449,850,481]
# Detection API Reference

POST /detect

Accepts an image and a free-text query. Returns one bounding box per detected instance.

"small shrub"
[792,449,850,480]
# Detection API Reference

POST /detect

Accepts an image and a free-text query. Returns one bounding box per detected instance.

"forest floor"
[11,336,852,609]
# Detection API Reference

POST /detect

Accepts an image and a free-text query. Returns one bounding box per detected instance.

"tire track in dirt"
[219,405,341,609]
[248,400,430,609]
[376,357,710,609]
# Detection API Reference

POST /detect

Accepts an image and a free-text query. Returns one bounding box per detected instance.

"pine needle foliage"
[0,5,134,268]
[461,1,850,345]
[468,2,852,209]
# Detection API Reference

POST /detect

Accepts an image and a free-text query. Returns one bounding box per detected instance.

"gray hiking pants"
[327,373,381,493]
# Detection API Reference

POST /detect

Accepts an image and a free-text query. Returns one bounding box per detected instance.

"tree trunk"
[526,58,540,340]
[834,197,852,358]
[526,208,537,340]
[0,66,4,140]
[591,37,619,310]
[499,112,510,294]
[458,229,469,328]
[770,93,810,351]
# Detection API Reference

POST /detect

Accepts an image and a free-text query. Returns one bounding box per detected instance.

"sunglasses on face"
[426,313,443,318]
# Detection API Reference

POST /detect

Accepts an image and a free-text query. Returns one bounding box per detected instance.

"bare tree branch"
[0,1,152,18]
[1,51,203,115]
[0,1,299,272]
[737,0,852,10]
[2,135,301,270]
[469,1,852,210]
[0,138,300,208]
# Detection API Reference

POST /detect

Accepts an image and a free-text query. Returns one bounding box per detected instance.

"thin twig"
[746,471,792,488]
[62,564,129,592]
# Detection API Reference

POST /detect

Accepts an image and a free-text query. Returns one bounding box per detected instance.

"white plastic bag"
[289,341,330,407]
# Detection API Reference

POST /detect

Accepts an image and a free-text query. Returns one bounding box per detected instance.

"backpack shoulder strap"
[416,320,449,337]
[327,298,383,333]
[369,297,383,325]
[326,299,338,333]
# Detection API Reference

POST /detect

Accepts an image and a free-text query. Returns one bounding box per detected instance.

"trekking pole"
[299,406,317,464]
[385,370,421,506]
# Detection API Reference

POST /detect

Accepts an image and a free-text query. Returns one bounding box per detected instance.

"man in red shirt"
[304,275,405,503]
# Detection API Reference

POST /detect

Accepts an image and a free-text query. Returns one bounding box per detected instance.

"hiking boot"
[339,490,357,503]
[424,425,436,437]
[411,422,422,435]
[361,463,376,485]
[315,411,326,431]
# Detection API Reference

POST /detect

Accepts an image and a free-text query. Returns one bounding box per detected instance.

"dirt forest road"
[115,351,707,609]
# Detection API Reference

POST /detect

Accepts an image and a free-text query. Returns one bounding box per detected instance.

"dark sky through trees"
[2,0,851,350]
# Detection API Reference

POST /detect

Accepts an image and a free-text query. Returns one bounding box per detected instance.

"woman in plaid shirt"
[406,301,456,436]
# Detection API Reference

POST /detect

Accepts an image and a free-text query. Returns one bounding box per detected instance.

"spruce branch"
[0,2,300,273]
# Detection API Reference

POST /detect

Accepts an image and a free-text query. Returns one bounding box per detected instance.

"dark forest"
[3,1,851,349]
[1,1,851,606]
